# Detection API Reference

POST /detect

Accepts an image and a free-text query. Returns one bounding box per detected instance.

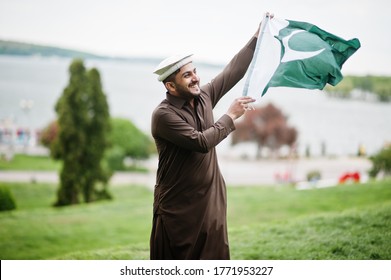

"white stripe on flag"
[242,17,288,99]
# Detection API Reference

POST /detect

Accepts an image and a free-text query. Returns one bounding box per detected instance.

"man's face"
[171,63,201,100]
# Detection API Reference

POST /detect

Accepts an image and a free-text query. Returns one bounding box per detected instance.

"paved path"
[0,170,156,187]
[0,156,372,189]
[219,156,372,185]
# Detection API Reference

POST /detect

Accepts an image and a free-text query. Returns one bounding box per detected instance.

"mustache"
[189,81,200,87]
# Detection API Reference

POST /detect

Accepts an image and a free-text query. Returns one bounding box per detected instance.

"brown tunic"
[150,36,257,260]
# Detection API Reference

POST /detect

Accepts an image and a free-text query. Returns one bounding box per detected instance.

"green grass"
[230,204,391,259]
[0,154,148,172]
[0,182,152,259]
[0,154,61,171]
[0,180,390,260]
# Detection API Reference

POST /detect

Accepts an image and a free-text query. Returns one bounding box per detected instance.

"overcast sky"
[0,0,389,75]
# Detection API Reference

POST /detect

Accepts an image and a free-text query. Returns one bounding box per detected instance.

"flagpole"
[242,13,270,97]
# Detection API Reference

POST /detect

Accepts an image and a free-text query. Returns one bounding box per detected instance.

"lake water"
[1,55,390,157]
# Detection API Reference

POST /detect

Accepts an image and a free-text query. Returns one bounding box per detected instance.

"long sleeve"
[202,36,258,107]
[152,107,235,153]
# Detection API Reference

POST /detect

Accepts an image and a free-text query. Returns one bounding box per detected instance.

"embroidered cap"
[153,54,193,82]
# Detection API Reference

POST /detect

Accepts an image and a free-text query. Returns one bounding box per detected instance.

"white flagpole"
[242,13,270,97]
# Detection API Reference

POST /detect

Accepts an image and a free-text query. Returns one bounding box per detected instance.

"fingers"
[237,96,256,103]
[266,12,274,19]
[243,104,255,111]
[238,96,256,111]
[227,97,256,120]
[237,96,256,105]
[244,104,255,111]
[256,12,274,37]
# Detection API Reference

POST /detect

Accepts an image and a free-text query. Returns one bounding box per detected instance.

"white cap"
[153,54,193,82]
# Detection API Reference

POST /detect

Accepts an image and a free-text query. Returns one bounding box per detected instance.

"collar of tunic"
[165,92,202,109]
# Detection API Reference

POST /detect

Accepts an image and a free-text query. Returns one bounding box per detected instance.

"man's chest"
[181,97,214,131]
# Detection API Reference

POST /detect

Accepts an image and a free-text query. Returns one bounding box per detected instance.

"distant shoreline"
[0,39,223,68]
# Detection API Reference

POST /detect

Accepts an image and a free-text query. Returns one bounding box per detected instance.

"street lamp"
[19,99,34,149]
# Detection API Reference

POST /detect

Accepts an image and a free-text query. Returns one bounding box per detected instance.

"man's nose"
[191,73,199,81]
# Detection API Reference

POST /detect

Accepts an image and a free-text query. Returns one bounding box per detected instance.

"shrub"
[0,185,17,211]
[105,146,126,171]
[307,170,321,182]
[110,118,153,160]
[369,146,391,178]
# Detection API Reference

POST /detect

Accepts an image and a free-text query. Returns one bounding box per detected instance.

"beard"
[175,81,201,100]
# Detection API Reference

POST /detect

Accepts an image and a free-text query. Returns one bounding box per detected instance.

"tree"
[82,68,112,202]
[231,103,297,158]
[53,59,111,206]
[325,75,391,102]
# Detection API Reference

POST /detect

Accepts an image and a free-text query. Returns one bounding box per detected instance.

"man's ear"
[165,82,176,92]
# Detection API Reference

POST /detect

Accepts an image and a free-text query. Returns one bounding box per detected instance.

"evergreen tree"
[82,68,112,202]
[54,59,111,206]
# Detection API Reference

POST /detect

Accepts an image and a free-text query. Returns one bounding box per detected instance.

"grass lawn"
[0,154,61,171]
[0,153,148,172]
[0,180,390,260]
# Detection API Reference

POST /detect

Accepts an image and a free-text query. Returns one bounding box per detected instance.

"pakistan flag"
[243,16,361,98]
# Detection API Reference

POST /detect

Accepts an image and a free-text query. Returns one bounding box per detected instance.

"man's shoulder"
[152,99,172,118]
[153,98,170,109]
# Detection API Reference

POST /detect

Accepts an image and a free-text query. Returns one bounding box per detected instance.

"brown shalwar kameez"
[150,36,257,260]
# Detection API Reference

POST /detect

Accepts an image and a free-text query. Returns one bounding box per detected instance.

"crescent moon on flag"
[280,30,325,63]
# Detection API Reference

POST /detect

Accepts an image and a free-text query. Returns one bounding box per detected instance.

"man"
[150,17,267,259]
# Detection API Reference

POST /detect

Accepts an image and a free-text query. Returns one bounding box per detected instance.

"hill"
[1,179,390,260]
[0,39,221,68]
[0,39,160,64]
[0,39,105,59]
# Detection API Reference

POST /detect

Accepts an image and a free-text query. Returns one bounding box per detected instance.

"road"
[0,156,372,189]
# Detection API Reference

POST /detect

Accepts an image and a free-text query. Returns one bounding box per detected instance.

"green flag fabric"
[243,16,361,98]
